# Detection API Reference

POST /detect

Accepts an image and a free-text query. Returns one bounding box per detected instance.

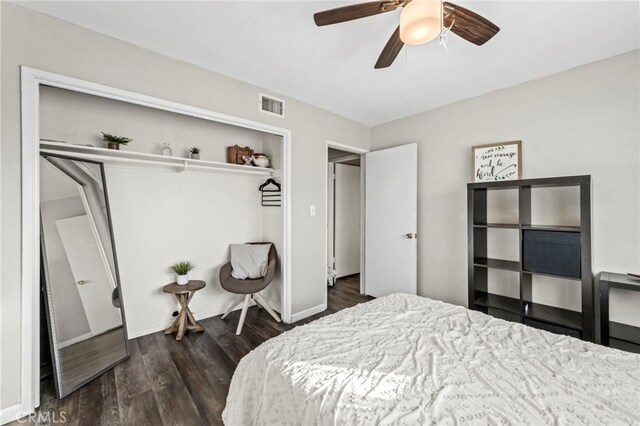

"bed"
[222,294,640,425]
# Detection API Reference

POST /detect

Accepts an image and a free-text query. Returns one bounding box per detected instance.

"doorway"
[325,141,419,304]
[327,143,365,298]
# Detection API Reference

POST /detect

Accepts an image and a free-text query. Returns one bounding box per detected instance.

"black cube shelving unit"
[468,175,593,341]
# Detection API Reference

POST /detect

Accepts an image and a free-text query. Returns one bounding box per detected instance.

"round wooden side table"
[162,280,206,341]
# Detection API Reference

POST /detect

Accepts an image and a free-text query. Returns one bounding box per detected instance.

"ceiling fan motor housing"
[399,0,443,45]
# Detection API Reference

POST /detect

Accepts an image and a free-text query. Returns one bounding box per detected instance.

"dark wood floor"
[14,275,370,425]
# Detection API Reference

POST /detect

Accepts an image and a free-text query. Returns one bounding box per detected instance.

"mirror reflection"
[40,155,128,398]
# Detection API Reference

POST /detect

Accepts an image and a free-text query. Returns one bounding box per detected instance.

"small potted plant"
[189,146,201,160]
[171,261,195,285]
[101,132,132,150]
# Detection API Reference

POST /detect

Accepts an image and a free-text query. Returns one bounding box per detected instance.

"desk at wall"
[600,272,640,353]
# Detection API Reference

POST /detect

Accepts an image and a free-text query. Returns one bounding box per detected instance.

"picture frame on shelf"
[472,140,522,182]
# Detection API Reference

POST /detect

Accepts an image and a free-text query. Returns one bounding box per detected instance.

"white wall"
[1,3,369,412]
[39,86,267,162]
[371,50,640,327]
[334,163,361,277]
[105,167,271,338]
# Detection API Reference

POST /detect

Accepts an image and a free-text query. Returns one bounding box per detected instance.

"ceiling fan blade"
[314,2,398,27]
[375,26,404,69]
[443,2,500,46]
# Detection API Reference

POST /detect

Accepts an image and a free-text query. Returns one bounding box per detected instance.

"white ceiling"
[18,1,640,126]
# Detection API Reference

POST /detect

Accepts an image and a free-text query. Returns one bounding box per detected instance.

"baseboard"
[127,296,282,339]
[1,404,25,425]
[291,302,327,323]
[58,332,93,349]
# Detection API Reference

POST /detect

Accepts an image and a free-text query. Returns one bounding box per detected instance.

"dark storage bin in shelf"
[522,230,581,278]
[524,318,581,339]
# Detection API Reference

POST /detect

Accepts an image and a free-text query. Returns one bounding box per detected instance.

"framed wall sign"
[472,141,522,182]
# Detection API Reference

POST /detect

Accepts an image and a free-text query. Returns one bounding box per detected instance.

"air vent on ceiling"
[259,93,285,118]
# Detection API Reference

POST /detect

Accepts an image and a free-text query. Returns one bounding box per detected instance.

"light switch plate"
[310,205,317,216]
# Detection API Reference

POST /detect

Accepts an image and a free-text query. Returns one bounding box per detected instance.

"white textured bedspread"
[223,294,640,425]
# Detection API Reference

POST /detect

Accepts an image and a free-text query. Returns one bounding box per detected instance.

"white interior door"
[335,163,361,278]
[56,214,122,336]
[365,143,418,297]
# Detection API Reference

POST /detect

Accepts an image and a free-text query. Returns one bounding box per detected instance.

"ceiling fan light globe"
[399,0,442,46]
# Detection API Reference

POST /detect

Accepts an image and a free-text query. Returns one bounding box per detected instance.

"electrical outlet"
[310,205,317,216]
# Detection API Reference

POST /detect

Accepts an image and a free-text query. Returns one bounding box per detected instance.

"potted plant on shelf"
[101,132,132,150]
[171,261,195,285]
[189,146,201,160]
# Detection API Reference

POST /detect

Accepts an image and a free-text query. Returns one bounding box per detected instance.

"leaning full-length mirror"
[40,154,128,398]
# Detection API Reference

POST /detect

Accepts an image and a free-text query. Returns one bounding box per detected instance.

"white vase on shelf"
[176,274,189,285]
[161,143,173,156]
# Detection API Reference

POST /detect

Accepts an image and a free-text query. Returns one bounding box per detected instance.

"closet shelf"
[39,141,275,176]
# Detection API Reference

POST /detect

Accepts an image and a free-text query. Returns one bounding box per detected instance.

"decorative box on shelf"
[227,145,253,165]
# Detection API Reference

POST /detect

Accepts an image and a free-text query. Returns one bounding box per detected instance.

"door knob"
[77,280,86,286]
[405,233,414,239]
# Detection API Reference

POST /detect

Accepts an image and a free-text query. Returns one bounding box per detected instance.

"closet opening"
[327,144,365,300]
[21,67,291,412]
[37,84,287,400]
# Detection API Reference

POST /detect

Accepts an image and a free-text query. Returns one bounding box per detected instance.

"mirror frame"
[39,153,129,399]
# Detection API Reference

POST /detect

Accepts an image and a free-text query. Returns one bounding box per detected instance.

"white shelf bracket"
[181,160,189,173]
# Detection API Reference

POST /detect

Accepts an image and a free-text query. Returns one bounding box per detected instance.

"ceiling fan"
[313,0,500,69]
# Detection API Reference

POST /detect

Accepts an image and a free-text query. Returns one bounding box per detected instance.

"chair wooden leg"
[236,294,251,335]
[255,293,281,322]
[221,297,244,319]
